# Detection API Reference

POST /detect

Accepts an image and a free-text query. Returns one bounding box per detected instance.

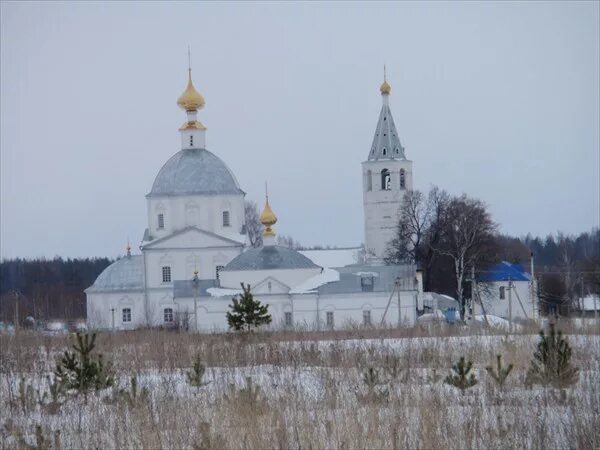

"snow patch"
[206,287,242,297]
[290,268,340,294]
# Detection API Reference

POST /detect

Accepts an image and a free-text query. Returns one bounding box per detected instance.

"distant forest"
[0,229,599,323]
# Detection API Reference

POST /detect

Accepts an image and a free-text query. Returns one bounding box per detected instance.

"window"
[189,135,193,146]
[284,312,293,327]
[122,308,131,323]
[162,266,172,283]
[382,148,387,156]
[381,169,391,190]
[326,311,334,328]
[164,308,173,323]
[215,265,224,280]
[222,211,230,227]
[363,310,372,326]
[158,213,164,229]
[366,170,372,191]
[361,276,374,292]
[499,286,505,300]
[400,169,406,189]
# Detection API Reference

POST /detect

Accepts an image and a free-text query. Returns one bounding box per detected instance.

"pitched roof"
[478,261,531,282]
[368,102,406,161]
[316,264,417,294]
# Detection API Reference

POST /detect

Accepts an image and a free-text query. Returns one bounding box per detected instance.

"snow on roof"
[206,287,243,297]
[299,248,361,269]
[290,268,340,294]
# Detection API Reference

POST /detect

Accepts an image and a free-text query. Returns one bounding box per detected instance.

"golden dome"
[380,79,391,95]
[260,197,278,237]
[177,69,205,111]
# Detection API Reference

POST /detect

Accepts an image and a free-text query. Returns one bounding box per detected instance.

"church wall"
[144,247,242,287]
[146,194,245,241]
[86,291,145,330]
[219,267,322,292]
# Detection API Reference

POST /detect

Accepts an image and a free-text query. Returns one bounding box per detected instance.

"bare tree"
[244,200,263,248]
[385,190,429,265]
[431,194,497,320]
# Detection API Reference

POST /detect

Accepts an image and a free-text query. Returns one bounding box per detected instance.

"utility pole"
[14,291,19,334]
[530,252,536,320]
[111,308,115,331]
[193,269,199,332]
[508,277,513,334]
[471,266,476,317]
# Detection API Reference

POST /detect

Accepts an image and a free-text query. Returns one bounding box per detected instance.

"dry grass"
[1,318,599,449]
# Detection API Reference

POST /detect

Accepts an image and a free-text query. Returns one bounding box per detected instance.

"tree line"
[0,257,113,323]
[384,186,599,317]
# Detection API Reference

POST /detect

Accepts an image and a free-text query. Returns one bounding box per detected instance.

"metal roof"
[173,279,219,298]
[478,261,531,282]
[223,245,320,271]
[86,255,144,293]
[148,148,244,197]
[368,102,406,161]
[317,264,417,294]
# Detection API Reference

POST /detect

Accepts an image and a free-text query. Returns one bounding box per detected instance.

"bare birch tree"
[432,194,497,320]
[244,200,263,248]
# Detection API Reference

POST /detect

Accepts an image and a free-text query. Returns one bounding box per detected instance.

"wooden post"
[508,277,513,334]
[14,291,19,334]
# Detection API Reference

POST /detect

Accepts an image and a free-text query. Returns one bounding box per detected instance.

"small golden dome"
[380,79,391,95]
[260,197,278,237]
[177,69,205,111]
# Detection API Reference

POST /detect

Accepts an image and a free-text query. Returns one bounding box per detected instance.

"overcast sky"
[1,1,599,259]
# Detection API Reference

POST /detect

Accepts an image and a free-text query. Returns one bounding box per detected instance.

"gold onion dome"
[380,79,391,95]
[260,197,278,236]
[177,69,205,111]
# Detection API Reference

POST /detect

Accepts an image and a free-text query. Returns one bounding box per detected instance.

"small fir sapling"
[357,367,389,404]
[526,324,579,389]
[226,283,272,331]
[187,356,210,387]
[444,357,478,394]
[486,354,514,388]
[54,332,114,403]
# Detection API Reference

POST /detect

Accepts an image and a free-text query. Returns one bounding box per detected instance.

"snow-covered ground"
[1,329,598,449]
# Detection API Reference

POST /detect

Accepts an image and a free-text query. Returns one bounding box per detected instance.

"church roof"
[86,255,144,293]
[148,148,244,197]
[222,245,320,272]
[316,264,417,294]
[368,101,406,161]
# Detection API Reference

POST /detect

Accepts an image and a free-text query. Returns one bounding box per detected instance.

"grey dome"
[86,256,143,293]
[223,246,320,271]
[149,149,244,197]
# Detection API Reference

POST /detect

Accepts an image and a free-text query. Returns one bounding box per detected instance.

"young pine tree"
[486,354,514,388]
[54,332,114,403]
[444,356,478,394]
[526,324,579,389]
[226,283,272,331]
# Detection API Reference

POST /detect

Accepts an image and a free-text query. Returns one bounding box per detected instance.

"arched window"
[222,211,230,227]
[381,169,391,190]
[366,170,372,191]
[189,135,194,147]
[400,169,406,189]
[164,308,173,323]
[382,148,387,156]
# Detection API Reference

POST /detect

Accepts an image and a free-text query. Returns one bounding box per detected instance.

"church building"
[85,69,421,331]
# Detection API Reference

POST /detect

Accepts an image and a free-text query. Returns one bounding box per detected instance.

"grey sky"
[1,1,598,259]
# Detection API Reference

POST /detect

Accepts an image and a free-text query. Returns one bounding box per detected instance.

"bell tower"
[362,70,413,263]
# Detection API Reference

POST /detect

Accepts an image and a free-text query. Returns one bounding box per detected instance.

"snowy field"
[1,321,599,449]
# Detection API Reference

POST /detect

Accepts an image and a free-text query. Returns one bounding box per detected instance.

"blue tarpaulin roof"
[478,261,531,282]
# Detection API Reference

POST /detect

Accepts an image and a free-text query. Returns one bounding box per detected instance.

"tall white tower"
[362,72,413,262]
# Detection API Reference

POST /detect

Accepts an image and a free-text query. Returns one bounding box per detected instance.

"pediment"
[142,227,243,250]
[252,277,291,295]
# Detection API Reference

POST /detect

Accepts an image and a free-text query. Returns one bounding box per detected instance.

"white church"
[86,69,422,332]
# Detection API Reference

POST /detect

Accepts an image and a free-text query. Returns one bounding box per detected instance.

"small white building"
[86,69,420,332]
[478,262,538,321]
